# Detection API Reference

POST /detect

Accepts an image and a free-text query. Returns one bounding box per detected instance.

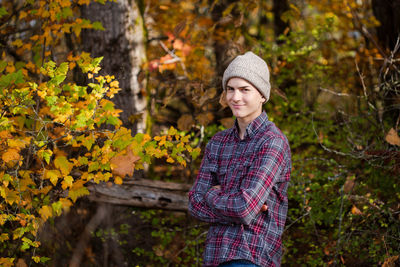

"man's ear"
[261,97,266,104]
[219,90,228,108]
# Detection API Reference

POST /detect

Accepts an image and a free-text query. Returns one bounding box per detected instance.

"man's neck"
[236,111,264,139]
[237,119,250,140]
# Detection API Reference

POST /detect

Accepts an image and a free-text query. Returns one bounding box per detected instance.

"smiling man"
[188,52,292,267]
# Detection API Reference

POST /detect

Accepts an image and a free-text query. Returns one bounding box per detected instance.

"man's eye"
[227,87,234,91]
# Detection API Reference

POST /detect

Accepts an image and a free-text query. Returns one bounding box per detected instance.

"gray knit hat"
[222,51,271,101]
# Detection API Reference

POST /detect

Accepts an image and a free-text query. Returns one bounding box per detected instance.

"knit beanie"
[222,51,271,102]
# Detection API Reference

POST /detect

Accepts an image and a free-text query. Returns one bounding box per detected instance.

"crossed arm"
[188,137,287,225]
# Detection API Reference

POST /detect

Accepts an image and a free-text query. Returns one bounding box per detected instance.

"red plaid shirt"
[188,112,291,267]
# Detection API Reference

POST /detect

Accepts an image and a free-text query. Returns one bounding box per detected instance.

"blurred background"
[1,0,399,266]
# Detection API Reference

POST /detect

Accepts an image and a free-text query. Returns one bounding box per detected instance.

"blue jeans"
[218,260,260,267]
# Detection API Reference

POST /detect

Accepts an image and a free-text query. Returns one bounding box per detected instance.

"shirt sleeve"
[204,136,289,225]
[188,142,225,223]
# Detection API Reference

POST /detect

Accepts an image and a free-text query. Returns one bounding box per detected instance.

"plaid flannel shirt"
[188,112,291,267]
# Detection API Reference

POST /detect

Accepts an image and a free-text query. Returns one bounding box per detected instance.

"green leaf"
[40,257,51,263]
[92,21,105,30]
[106,116,120,126]
[78,156,88,165]
[52,75,66,85]
[0,7,8,18]
[52,201,63,216]
[61,7,73,19]
[56,62,69,76]
[0,60,7,72]
[43,151,52,164]
[45,96,58,106]
[190,147,201,160]
[92,56,103,68]
[88,161,99,172]
[68,186,89,202]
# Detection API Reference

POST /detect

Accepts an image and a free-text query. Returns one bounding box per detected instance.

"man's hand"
[260,204,268,213]
[211,185,221,190]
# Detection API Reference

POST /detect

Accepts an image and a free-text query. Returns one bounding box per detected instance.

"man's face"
[226,77,265,124]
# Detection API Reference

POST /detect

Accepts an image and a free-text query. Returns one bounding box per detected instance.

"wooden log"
[88,178,191,211]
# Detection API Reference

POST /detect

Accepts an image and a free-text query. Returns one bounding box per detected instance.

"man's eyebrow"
[227,85,251,89]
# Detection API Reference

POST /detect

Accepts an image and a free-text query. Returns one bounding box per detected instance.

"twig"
[158,40,188,77]
[333,185,345,266]
[284,211,310,231]
[355,59,369,99]
[69,204,109,267]
[319,87,365,99]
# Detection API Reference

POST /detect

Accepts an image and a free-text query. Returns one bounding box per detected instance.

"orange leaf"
[110,147,140,178]
[114,176,123,185]
[382,255,399,267]
[385,128,400,146]
[2,149,21,163]
[177,114,194,131]
[351,205,362,215]
[220,117,235,129]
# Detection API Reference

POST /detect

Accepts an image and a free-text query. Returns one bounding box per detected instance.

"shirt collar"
[233,111,269,140]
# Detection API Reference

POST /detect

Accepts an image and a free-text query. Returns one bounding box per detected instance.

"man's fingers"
[261,204,268,212]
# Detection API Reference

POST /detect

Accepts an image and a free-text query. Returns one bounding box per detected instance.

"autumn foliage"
[0,0,200,265]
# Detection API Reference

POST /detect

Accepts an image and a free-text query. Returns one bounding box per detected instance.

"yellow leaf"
[110,80,119,88]
[19,175,35,191]
[68,186,89,202]
[32,256,40,263]
[166,157,175,163]
[19,11,28,19]
[45,170,61,186]
[0,233,9,242]
[11,39,23,47]
[385,128,400,146]
[78,0,90,5]
[114,176,123,185]
[61,175,73,190]
[39,205,52,221]
[54,156,73,175]
[0,214,7,225]
[168,126,178,136]
[4,188,19,205]
[59,0,71,7]
[0,258,15,267]
[2,148,21,163]
[59,198,73,212]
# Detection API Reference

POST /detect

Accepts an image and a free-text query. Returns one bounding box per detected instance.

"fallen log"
[88,178,192,212]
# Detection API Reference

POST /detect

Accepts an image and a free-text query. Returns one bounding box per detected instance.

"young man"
[188,52,292,267]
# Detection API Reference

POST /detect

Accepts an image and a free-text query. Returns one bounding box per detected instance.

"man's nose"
[232,89,241,101]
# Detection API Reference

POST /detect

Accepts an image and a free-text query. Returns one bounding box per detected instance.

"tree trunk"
[81,0,147,134]
[273,0,289,38]
[372,0,400,51]
[88,178,191,211]
[210,0,243,77]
